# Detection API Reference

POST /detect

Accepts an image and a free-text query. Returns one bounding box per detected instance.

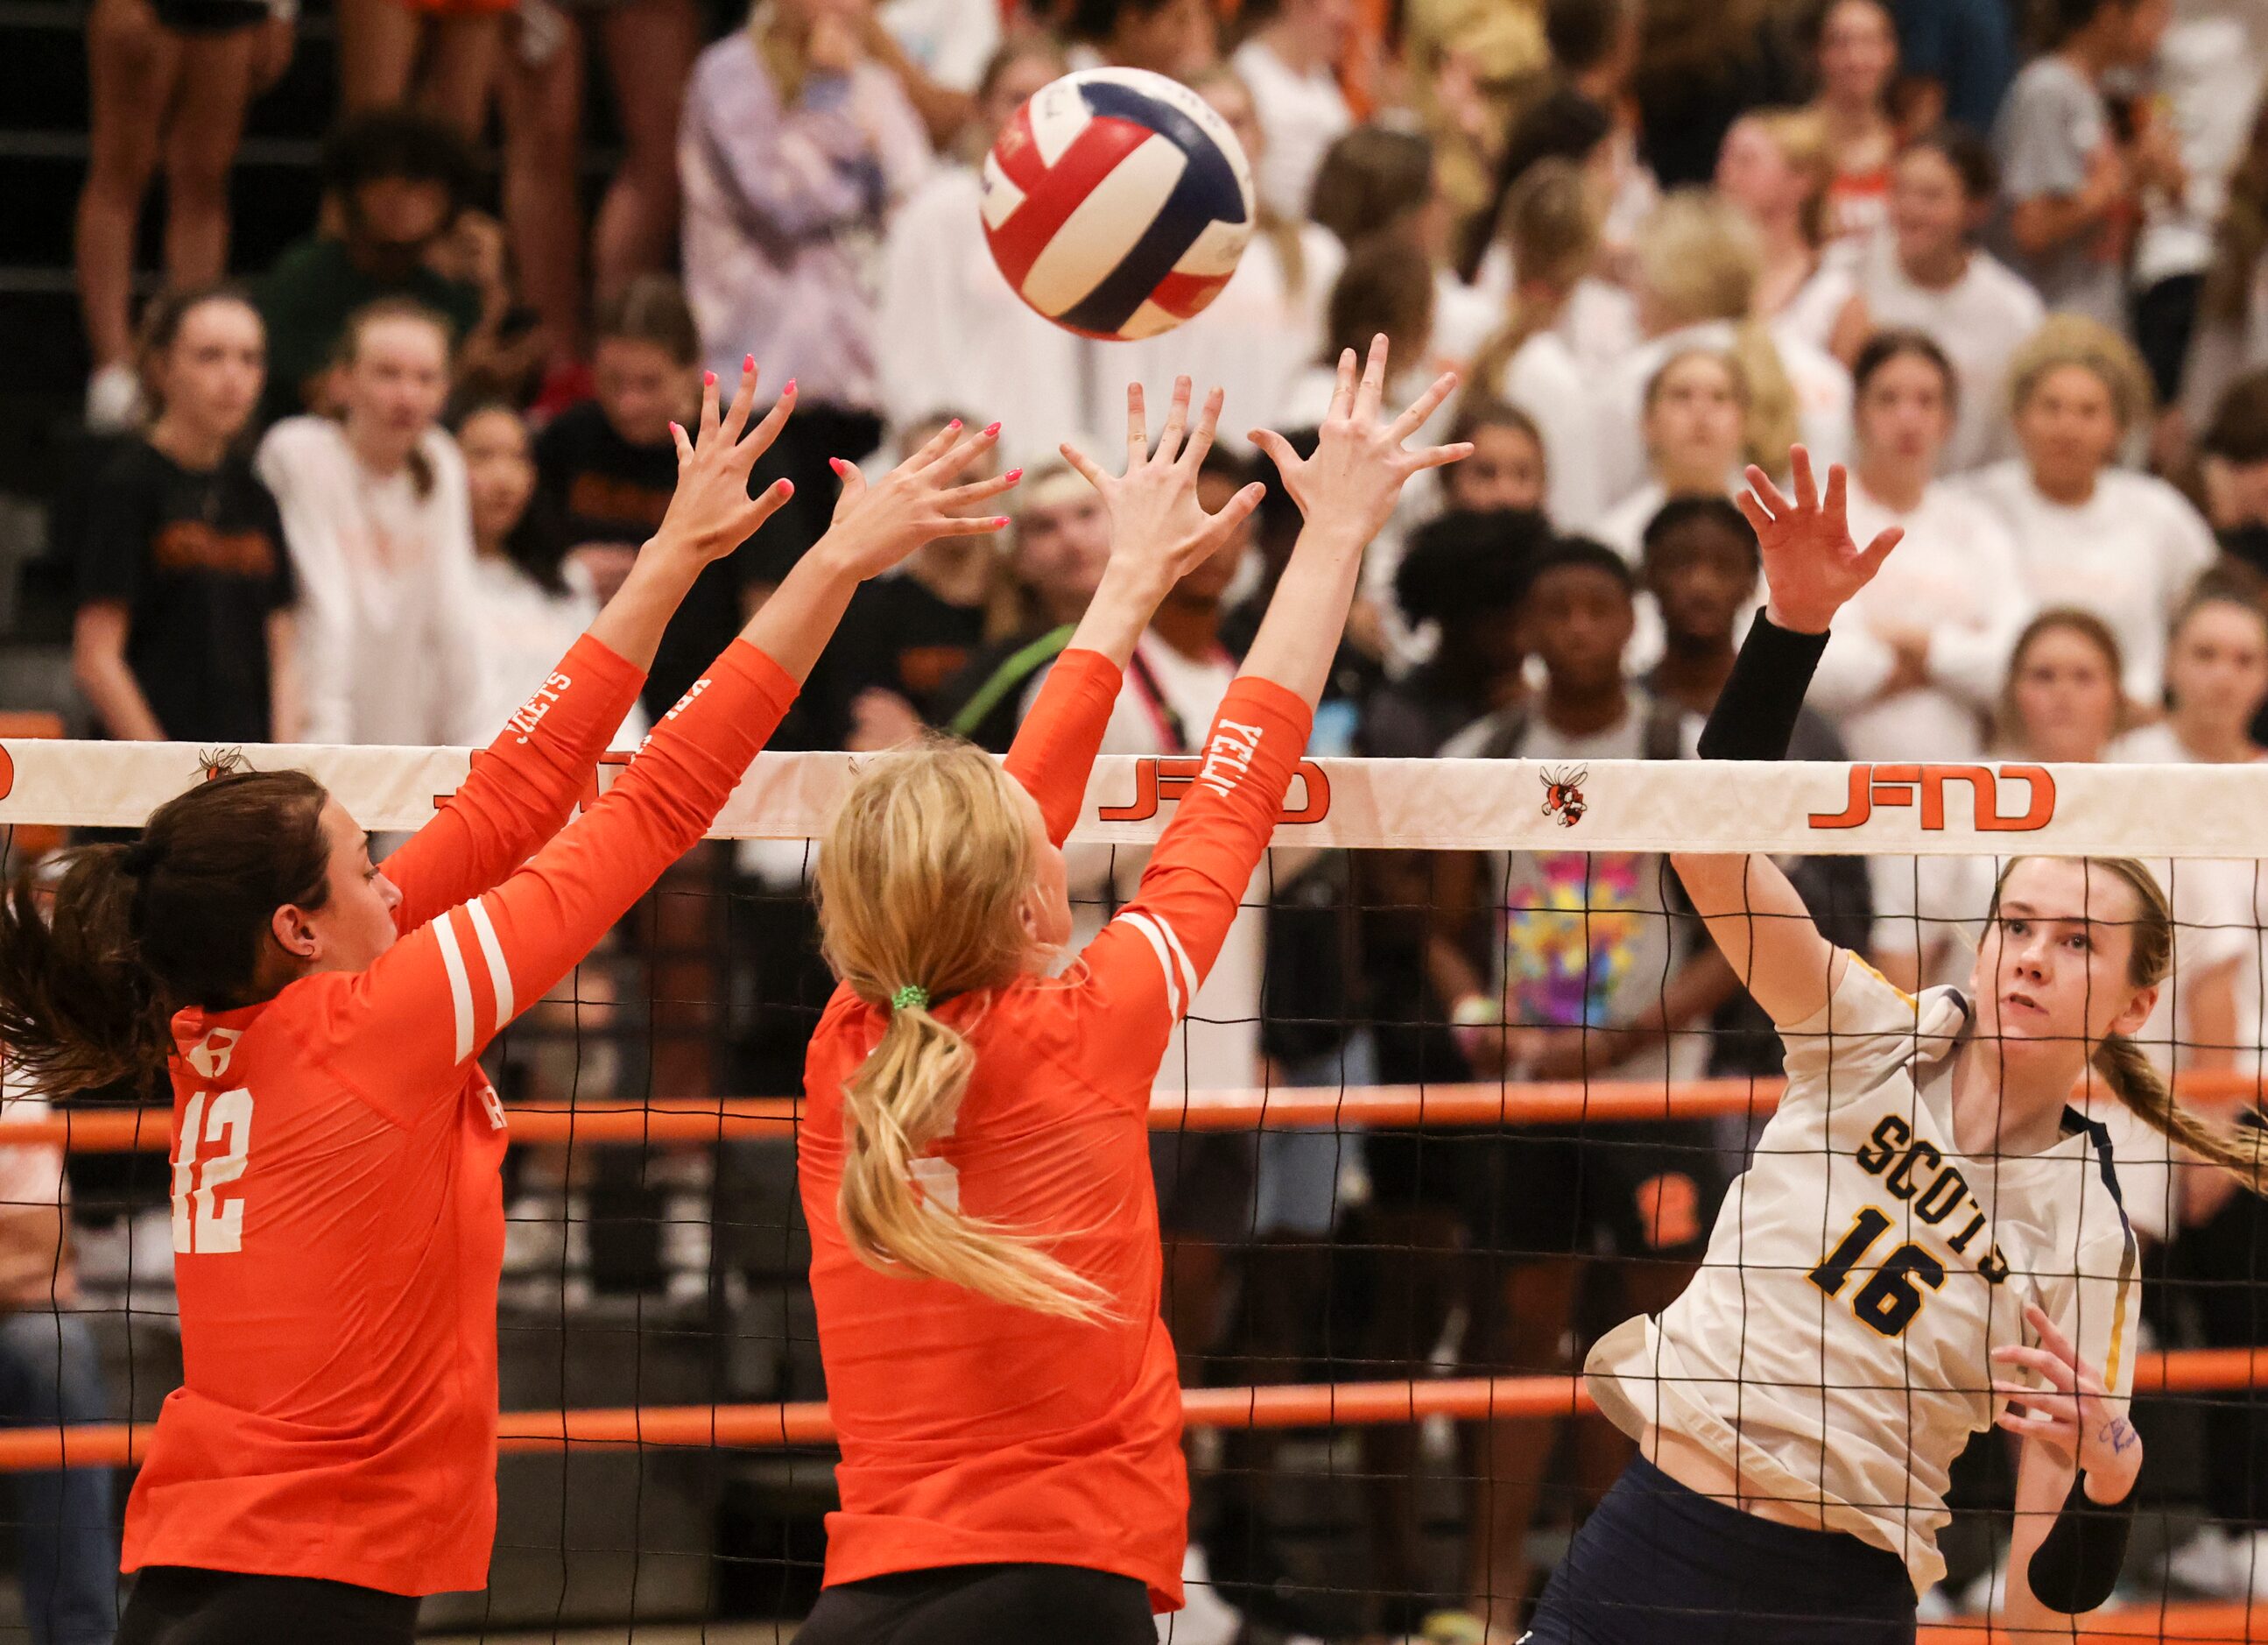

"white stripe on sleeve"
[431,912,476,1065]
[464,899,516,1032]
[1152,909,1201,998]
[1118,910,1186,1022]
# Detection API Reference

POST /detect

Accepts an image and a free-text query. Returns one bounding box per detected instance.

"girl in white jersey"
[1526,448,2268,1643]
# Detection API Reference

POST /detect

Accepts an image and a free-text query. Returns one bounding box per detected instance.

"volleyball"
[979,67,1255,342]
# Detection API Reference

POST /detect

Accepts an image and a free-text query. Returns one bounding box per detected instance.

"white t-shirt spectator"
[878,162,1097,468]
[1229,37,1352,223]
[1772,259,1859,357]
[1961,460,2218,708]
[467,556,647,752]
[1991,55,2127,331]
[1492,328,1603,526]
[1100,222,1342,458]
[879,0,1000,93]
[257,417,487,746]
[2133,7,2267,293]
[1853,231,2047,474]
[1589,321,1853,510]
[1808,477,2032,760]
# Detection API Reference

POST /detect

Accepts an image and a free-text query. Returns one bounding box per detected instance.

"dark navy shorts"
[1524,1455,1916,1645]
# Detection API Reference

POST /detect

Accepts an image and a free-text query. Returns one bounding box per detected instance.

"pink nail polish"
[1004,468,1023,483]
[983,421,1002,437]
[947,419,962,432]
[785,378,797,395]
[668,421,683,439]
[704,371,716,387]
[743,353,755,371]
[828,457,846,475]
[993,515,1010,527]
[777,479,795,498]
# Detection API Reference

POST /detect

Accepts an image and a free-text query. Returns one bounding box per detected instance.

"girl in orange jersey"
[795,342,1469,1644]
[0,364,1017,1645]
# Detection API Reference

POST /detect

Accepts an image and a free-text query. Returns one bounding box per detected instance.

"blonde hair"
[1469,159,1601,407]
[1988,856,2268,1196]
[2007,313,2156,433]
[1743,108,1835,248]
[816,740,1112,1321]
[1635,190,1802,475]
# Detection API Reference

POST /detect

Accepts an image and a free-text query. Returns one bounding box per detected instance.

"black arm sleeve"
[2025,1469,2136,1613]
[1694,610,1833,762]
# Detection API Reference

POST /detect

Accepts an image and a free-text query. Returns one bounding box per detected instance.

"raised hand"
[1062,377,1265,598]
[1991,1303,2142,1498]
[1735,446,1902,636]
[818,418,1019,580]
[1250,336,1469,546]
[656,357,798,563]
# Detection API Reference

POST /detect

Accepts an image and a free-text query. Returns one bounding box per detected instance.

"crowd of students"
[36,0,2268,1638]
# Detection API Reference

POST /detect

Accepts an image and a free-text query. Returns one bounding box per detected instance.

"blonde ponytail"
[1729,319,1800,477]
[1466,158,1599,414]
[2092,1032,2268,1197]
[817,739,1114,1322]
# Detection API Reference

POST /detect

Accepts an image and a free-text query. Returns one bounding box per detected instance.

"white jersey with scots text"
[1586,955,2142,1592]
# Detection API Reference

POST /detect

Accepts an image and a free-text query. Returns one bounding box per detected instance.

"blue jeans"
[0,1312,118,1644]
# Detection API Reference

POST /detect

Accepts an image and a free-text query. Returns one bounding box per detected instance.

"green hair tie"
[891,984,930,1011]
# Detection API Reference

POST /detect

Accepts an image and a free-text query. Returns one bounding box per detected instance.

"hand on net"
[1250,335,1470,547]
[654,357,799,565]
[1735,446,1903,636]
[816,419,1020,581]
[1992,1302,2143,1499]
[1061,377,1266,602]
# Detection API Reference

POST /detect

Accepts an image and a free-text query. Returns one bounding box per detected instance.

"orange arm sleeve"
[1001,647,1122,848]
[322,642,796,1126]
[384,634,647,932]
[1073,678,1314,1082]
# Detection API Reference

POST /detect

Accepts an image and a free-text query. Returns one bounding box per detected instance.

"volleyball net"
[7,739,2268,1641]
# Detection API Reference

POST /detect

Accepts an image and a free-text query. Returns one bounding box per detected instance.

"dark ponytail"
[0,771,334,1098]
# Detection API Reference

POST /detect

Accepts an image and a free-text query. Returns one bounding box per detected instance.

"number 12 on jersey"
[1809,1205,1946,1337]
[171,1089,253,1255]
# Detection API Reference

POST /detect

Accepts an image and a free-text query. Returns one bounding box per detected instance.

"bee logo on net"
[1808,764,2056,832]
[1539,766,1588,828]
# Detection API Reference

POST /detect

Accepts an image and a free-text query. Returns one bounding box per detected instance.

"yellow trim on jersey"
[2103,1230,2138,1394]
[1844,950,1920,1012]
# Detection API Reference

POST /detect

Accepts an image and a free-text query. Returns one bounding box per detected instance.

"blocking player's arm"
[384,364,802,925]
[1074,679,1314,1085]
[1677,449,1903,1028]
[1003,378,1267,843]
[1999,1292,2145,1627]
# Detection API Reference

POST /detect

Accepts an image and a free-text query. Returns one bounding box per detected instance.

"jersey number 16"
[1808,1206,1946,1337]
[171,1089,253,1256]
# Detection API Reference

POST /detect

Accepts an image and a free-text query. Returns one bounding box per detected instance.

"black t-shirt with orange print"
[78,436,295,743]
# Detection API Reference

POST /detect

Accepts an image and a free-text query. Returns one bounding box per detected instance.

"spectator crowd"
[27,0,2268,1640]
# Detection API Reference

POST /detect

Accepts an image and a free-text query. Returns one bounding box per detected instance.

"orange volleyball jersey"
[123,635,798,1596]
[799,648,1314,1611]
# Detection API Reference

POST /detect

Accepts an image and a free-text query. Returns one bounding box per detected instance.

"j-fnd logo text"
[1098,758,1332,824]
[1809,764,2056,832]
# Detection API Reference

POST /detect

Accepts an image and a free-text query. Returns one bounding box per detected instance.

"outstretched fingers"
[1856,526,1905,581]
[696,368,721,445]
[1387,370,1462,447]
[1201,479,1267,539]
[1403,440,1476,474]
[1326,349,1358,422]
[1155,376,1193,466]
[735,378,798,469]
[1791,445,1819,513]
[1354,334,1391,423]
[932,422,1002,482]
[1125,381,1149,469]
[1179,385,1227,473]
[734,475,797,540]
[925,510,1015,539]
[1743,464,1793,521]
[1060,441,1111,491]
[938,469,1024,512]
[1248,427,1300,473]
[719,355,761,441]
